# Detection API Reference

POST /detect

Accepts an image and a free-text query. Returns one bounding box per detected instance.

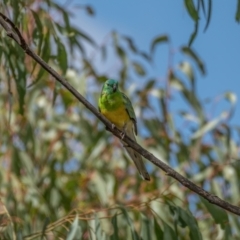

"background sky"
[62,0,240,127]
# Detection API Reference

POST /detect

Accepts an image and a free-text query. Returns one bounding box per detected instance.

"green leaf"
[169,205,202,240]
[121,207,140,240]
[123,36,138,53]
[201,198,229,229]
[86,5,95,15]
[236,0,240,22]
[181,47,205,75]
[75,28,96,46]
[66,214,82,240]
[110,215,119,240]
[57,40,68,74]
[63,11,71,32]
[170,73,204,121]
[31,10,42,31]
[95,214,102,239]
[153,217,163,240]
[140,214,151,240]
[150,35,169,56]
[41,218,50,239]
[204,0,212,31]
[132,62,146,76]
[29,30,50,87]
[16,230,23,240]
[188,20,198,46]
[184,0,199,21]
[139,51,151,62]
[200,0,206,17]
[116,46,127,65]
[162,221,178,240]
[145,79,155,90]
[14,60,26,115]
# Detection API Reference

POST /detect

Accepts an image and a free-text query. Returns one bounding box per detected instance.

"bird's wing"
[121,92,138,135]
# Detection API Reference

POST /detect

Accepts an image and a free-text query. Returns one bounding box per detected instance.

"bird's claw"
[120,131,125,140]
[106,124,116,132]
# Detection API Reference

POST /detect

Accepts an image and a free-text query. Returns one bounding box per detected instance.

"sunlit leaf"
[225,92,237,104]
[191,112,228,139]
[178,61,195,83]
[181,47,205,75]
[66,215,81,240]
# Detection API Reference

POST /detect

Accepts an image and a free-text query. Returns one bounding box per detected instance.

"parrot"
[98,79,150,181]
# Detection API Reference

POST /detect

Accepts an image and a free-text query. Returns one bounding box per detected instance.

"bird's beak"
[113,83,117,92]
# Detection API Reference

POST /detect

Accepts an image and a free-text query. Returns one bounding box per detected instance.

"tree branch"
[0,12,240,216]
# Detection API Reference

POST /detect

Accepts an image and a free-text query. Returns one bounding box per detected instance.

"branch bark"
[0,12,240,216]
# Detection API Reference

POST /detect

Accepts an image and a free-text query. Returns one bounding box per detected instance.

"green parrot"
[98,79,150,181]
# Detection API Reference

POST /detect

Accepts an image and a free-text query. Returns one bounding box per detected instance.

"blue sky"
[63,0,240,127]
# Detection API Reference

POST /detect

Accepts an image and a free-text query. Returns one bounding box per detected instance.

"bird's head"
[102,79,119,94]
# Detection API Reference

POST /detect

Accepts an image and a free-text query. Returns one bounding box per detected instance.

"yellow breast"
[101,105,130,129]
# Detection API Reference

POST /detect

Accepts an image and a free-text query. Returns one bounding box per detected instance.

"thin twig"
[0,12,240,216]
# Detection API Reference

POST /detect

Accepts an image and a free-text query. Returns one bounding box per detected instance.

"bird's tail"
[121,124,150,181]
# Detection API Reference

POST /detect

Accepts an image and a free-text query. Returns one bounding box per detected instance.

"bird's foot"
[120,131,125,140]
[106,123,116,132]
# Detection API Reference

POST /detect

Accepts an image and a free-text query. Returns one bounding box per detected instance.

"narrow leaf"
[41,218,50,239]
[31,10,42,31]
[236,0,240,22]
[140,214,151,240]
[163,221,178,240]
[191,112,228,139]
[123,36,138,53]
[132,62,146,76]
[181,47,205,75]
[121,207,140,240]
[150,35,169,55]
[178,61,195,83]
[201,198,229,229]
[200,0,206,17]
[184,0,199,21]
[110,215,119,240]
[153,217,163,240]
[204,0,212,31]
[66,215,81,240]
[57,41,68,74]
[188,20,198,46]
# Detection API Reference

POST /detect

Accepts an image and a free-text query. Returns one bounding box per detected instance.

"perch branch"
[0,12,240,216]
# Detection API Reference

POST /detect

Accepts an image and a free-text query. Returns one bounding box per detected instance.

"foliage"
[0,0,239,239]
